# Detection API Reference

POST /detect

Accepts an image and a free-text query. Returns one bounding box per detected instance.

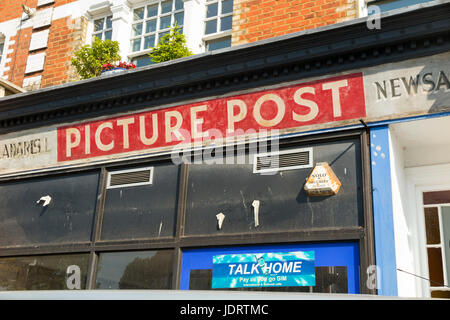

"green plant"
[71,37,121,79]
[149,24,193,64]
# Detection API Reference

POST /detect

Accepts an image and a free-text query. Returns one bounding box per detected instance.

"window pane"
[144,35,156,49]
[222,0,233,14]
[431,290,450,298]
[161,0,173,14]
[175,0,184,10]
[441,206,450,288]
[174,12,184,26]
[425,207,441,245]
[101,163,179,240]
[131,38,141,52]
[132,55,154,67]
[146,19,157,33]
[106,15,112,29]
[0,171,99,246]
[134,7,145,20]
[160,15,171,30]
[184,139,363,236]
[423,191,450,205]
[206,36,231,51]
[0,254,89,290]
[427,247,444,287]
[94,18,104,32]
[205,19,217,34]
[147,4,158,17]
[220,15,232,31]
[104,30,112,40]
[96,250,173,289]
[207,3,218,18]
[133,23,143,36]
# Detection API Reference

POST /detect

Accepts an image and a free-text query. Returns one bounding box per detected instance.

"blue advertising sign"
[212,251,315,289]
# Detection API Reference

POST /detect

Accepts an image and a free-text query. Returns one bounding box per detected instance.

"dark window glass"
[104,30,112,40]
[175,0,184,10]
[0,171,100,246]
[222,0,233,14]
[427,247,444,287]
[133,23,143,36]
[106,16,112,29]
[174,12,184,26]
[134,7,145,20]
[431,290,450,298]
[160,15,171,30]
[188,266,348,293]
[96,250,173,289]
[101,163,179,240]
[424,207,441,245]
[132,54,154,67]
[206,36,231,51]
[184,139,363,236]
[132,38,141,52]
[144,35,155,49]
[0,254,89,290]
[220,15,232,31]
[146,19,157,33]
[161,0,173,14]
[207,3,218,17]
[147,4,158,17]
[94,18,104,32]
[423,191,450,205]
[205,19,217,34]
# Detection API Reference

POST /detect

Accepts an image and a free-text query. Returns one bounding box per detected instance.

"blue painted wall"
[370,125,398,296]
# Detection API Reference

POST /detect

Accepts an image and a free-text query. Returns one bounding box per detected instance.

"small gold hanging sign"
[304,162,341,196]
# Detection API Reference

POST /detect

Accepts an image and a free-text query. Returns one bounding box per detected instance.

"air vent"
[107,167,153,189]
[253,147,313,174]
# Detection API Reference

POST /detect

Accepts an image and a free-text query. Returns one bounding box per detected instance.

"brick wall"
[40,16,87,88]
[0,0,39,23]
[2,0,82,90]
[232,0,359,45]
[4,27,33,87]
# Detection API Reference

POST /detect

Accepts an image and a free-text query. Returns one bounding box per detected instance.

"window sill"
[202,30,232,42]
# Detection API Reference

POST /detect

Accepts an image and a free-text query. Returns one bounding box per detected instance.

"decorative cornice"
[0,0,449,133]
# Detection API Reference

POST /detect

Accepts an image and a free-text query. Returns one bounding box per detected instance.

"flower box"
[101,62,136,76]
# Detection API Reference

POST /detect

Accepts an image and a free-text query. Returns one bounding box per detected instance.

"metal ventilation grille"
[253,147,313,173]
[107,167,153,189]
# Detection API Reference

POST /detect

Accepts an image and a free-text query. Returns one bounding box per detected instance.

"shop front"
[0,2,449,297]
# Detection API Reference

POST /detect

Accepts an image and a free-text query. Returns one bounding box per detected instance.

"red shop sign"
[57,72,365,162]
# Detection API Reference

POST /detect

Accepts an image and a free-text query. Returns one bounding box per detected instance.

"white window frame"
[92,15,113,41]
[422,202,450,296]
[403,164,450,297]
[203,0,233,51]
[129,0,185,56]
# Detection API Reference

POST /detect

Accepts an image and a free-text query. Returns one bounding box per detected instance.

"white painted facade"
[389,116,450,297]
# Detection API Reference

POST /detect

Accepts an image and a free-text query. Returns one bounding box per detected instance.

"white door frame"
[404,163,450,297]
